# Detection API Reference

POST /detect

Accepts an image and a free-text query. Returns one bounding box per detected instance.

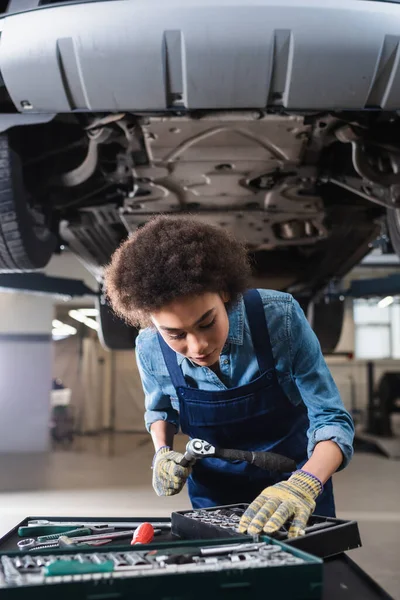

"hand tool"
[58,535,112,549]
[37,527,93,542]
[55,529,147,545]
[45,559,115,577]
[200,542,265,556]
[17,538,59,551]
[22,520,171,536]
[131,523,155,545]
[20,527,162,553]
[18,524,114,537]
[178,438,297,472]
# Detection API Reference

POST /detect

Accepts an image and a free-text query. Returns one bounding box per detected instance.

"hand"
[152,447,192,496]
[238,470,322,538]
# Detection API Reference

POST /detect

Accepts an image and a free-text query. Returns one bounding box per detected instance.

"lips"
[192,350,214,360]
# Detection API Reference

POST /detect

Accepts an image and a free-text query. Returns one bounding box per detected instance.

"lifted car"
[0,0,399,351]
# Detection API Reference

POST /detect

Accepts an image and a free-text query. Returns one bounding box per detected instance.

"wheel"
[387,208,400,258]
[307,298,345,354]
[0,132,57,270]
[96,294,139,351]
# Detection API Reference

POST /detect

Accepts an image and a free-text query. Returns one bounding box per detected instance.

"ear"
[220,291,230,303]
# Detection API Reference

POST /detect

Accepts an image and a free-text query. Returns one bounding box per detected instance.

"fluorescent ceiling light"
[69,309,86,323]
[52,320,77,340]
[69,310,99,330]
[378,296,394,308]
[52,334,70,341]
[83,317,99,330]
[52,324,77,335]
[78,308,98,317]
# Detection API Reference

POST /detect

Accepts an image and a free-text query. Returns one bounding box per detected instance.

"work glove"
[238,470,323,538]
[152,446,192,496]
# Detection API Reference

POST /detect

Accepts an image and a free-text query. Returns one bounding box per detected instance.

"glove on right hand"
[152,447,192,496]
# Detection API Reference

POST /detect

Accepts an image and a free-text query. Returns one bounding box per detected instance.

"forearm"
[302,440,343,484]
[150,420,176,451]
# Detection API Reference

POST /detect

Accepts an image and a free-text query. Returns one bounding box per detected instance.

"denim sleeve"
[135,343,180,433]
[289,298,354,469]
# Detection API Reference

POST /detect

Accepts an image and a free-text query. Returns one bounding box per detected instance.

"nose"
[187,333,208,356]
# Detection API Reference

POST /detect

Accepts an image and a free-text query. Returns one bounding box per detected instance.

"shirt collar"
[176,294,244,365]
[226,294,244,345]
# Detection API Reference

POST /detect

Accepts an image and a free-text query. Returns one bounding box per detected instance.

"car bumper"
[2,0,400,113]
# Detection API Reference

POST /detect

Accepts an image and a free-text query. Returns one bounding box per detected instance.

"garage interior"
[0,247,398,598]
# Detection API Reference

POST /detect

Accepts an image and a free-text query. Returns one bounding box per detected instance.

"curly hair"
[104,215,251,327]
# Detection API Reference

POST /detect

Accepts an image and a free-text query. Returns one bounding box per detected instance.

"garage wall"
[326,297,400,424]
[53,334,146,433]
[0,292,53,453]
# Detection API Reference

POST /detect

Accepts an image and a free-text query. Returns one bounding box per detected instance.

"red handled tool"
[131,523,155,545]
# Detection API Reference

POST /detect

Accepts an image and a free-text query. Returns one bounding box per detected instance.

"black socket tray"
[171,504,362,559]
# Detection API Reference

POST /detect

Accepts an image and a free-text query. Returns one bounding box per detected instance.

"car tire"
[96,295,138,351]
[0,132,57,270]
[387,208,400,258]
[307,298,345,354]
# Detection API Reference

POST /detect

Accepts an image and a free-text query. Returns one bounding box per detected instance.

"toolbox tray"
[0,515,175,553]
[0,515,393,599]
[0,536,323,600]
[171,504,362,559]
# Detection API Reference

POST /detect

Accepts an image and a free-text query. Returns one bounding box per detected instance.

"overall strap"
[157,333,186,389]
[243,289,276,373]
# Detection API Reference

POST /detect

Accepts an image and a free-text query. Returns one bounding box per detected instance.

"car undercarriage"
[1,0,400,350]
[11,110,394,289]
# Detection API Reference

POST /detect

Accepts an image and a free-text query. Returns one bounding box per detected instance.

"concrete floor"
[0,434,399,599]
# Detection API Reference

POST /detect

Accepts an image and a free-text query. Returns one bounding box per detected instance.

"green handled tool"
[18,524,88,537]
[37,527,92,542]
[19,524,117,537]
[45,560,114,577]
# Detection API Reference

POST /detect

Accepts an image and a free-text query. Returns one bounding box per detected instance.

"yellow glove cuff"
[288,470,323,501]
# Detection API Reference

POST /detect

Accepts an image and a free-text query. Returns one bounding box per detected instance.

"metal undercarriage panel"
[121,115,327,248]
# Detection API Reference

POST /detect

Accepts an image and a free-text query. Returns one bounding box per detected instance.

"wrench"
[22,520,170,537]
[17,539,59,551]
[179,439,296,472]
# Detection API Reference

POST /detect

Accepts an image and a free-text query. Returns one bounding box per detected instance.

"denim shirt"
[135,289,354,469]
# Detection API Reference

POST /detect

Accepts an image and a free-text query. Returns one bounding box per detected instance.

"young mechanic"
[105,216,354,538]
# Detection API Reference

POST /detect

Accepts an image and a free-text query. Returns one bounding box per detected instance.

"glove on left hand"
[238,470,323,538]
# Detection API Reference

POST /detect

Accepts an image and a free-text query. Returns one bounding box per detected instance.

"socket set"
[0,539,323,599]
[171,505,362,558]
[172,504,247,540]
[178,506,244,534]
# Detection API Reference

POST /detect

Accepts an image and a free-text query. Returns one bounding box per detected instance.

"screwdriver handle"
[214,448,296,473]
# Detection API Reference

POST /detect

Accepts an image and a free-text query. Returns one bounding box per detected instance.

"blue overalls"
[158,289,335,516]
